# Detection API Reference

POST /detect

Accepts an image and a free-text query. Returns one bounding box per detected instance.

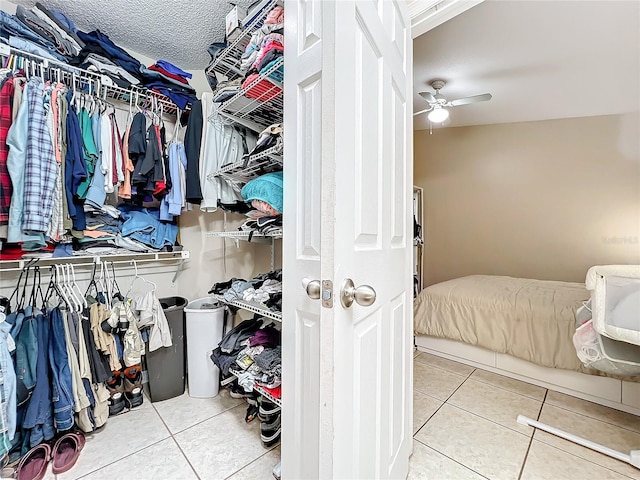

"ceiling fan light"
[427,106,449,123]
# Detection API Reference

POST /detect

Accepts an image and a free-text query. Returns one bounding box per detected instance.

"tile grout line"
[414,356,474,380]
[516,389,548,480]
[541,402,640,436]
[74,437,170,479]
[222,444,280,480]
[168,434,202,480]
[163,402,248,480]
[412,437,490,479]
[530,437,638,479]
[164,401,245,436]
[413,367,476,436]
[467,373,546,402]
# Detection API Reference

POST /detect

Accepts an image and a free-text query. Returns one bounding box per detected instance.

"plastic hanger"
[54,264,73,309]
[69,264,88,310]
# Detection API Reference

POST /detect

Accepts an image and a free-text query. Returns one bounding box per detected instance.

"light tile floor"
[42,351,640,480]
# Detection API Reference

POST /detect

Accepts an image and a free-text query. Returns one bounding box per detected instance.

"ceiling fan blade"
[449,93,492,107]
[413,108,432,116]
[418,91,436,103]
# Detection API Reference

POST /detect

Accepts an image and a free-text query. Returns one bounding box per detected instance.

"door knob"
[302,277,321,300]
[340,278,376,308]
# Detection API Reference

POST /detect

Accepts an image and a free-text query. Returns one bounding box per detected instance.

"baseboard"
[414,335,640,416]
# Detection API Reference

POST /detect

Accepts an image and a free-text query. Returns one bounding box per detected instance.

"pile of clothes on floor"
[210,315,281,448]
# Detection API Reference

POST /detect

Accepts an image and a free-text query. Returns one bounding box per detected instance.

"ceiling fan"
[414,79,492,123]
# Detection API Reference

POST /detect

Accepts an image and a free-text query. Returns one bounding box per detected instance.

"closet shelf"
[207,145,282,184]
[212,294,282,322]
[0,250,190,272]
[253,383,282,407]
[216,57,283,134]
[2,46,186,116]
[207,229,283,240]
[205,0,280,82]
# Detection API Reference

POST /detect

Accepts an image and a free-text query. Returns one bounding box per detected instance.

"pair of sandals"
[15,431,86,480]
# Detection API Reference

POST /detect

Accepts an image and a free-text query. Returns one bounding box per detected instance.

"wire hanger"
[86,261,99,298]
[44,266,66,309]
[109,261,124,301]
[126,259,156,297]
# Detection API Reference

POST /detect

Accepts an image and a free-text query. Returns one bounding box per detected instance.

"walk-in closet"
[1,1,416,479]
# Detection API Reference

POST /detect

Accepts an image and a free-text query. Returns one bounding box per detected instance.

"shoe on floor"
[260,424,281,448]
[16,443,51,480]
[123,365,144,408]
[260,412,281,432]
[258,399,281,417]
[106,370,126,416]
[229,383,254,399]
[51,431,85,475]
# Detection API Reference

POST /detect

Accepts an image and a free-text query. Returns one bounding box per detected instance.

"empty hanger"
[126,259,156,297]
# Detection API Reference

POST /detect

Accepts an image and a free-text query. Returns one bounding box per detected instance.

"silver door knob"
[340,278,376,308]
[302,277,321,300]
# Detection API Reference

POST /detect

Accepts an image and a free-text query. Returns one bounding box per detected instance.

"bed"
[413,273,640,415]
[414,274,591,372]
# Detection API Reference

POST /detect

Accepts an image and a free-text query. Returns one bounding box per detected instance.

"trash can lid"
[159,296,189,310]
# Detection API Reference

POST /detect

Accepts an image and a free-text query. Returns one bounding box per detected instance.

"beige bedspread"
[413,275,591,372]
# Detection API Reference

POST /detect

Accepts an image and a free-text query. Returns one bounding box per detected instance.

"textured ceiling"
[413,0,640,129]
[6,0,256,69]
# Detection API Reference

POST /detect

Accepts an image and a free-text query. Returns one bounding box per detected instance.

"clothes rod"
[2,46,184,114]
[516,415,640,469]
[0,251,190,273]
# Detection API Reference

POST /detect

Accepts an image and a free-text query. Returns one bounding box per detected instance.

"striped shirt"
[22,77,57,233]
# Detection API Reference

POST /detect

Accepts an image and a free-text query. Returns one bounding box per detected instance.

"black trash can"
[143,296,188,402]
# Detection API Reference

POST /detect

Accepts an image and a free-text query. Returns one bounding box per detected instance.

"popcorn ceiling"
[7,0,256,69]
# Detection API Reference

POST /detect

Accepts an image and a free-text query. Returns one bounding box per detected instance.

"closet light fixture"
[427,105,449,123]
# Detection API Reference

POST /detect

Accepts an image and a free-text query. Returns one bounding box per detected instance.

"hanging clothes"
[198,93,256,212]
[132,290,172,352]
[75,107,99,199]
[0,314,17,459]
[64,90,88,232]
[23,77,57,235]
[48,306,75,432]
[6,81,44,248]
[0,76,15,231]
[184,99,203,204]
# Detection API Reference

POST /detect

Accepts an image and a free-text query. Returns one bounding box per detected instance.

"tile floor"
[40,351,640,480]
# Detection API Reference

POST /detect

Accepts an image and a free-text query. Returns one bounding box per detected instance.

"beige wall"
[414,113,640,286]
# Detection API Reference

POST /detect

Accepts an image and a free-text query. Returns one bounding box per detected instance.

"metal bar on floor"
[516,415,640,469]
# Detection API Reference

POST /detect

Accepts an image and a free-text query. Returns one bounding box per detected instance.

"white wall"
[414,113,640,286]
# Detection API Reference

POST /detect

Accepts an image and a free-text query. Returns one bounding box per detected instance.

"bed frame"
[415,334,640,416]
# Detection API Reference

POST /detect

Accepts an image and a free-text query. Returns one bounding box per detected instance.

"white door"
[283,0,413,478]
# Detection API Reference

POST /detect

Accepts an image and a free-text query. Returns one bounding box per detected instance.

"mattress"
[586,265,640,346]
[413,275,591,372]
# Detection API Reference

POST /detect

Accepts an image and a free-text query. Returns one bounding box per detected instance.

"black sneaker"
[258,399,281,418]
[106,371,126,416]
[260,423,281,448]
[261,412,281,432]
[229,383,254,399]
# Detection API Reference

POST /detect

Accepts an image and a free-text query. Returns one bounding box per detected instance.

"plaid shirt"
[23,78,57,233]
[0,78,15,226]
